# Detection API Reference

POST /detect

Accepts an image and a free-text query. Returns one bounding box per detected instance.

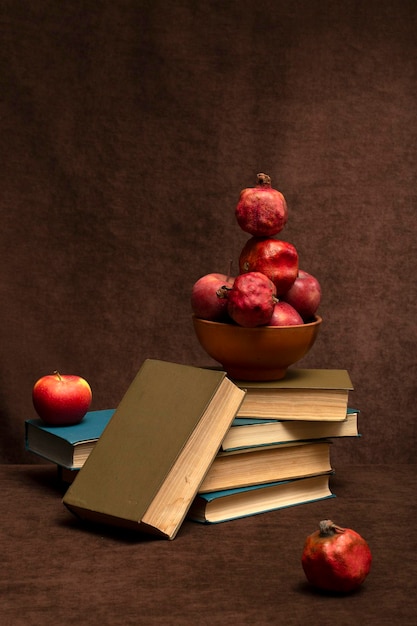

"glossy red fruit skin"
[239,237,298,296]
[282,269,321,321]
[32,373,92,426]
[227,272,276,327]
[235,173,288,237]
[191,272,234,321]
[269,301,303,326]
[302,520,372,593]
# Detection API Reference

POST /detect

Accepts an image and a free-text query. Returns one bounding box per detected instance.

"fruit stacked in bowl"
[191,174,322,381]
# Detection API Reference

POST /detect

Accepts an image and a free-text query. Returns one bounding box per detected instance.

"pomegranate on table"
[239,237,299,296]
[235,173,288,237]
[224,271,277,327]
[302,520,372,593]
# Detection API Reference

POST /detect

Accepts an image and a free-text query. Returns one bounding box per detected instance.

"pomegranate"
[235,173,288,237]
[239,237,299,295]
[225,272,276,327]
[269,301,303,326]
[191,272,234,322]
[302,519,372,593]
[282,269,321,321]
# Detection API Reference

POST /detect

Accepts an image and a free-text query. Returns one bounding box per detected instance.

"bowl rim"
[192,314,322,330]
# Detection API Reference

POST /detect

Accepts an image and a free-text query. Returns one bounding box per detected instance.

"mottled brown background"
[1,0,416,465]
[1,4,417,625]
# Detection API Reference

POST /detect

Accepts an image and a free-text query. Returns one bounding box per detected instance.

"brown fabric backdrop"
[0,0,416,464]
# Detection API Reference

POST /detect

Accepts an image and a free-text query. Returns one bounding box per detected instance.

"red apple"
[32,372,92,426]
[281,269,321,321]
[268,301,303,326]
[191,272,234,321]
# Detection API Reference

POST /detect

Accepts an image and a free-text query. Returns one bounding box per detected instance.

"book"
[221,408,359,451]
[198,440,332,493]
[25,409,116,469]
[59,432,334,489]
[56,410,356,484]
[234,368,353,421]
[27,406,358,471]
[62,359,245,540]
[53,408,360,483]
[188,473,335,524]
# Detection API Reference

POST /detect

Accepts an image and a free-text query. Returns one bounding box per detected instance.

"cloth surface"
[1,464,416,626]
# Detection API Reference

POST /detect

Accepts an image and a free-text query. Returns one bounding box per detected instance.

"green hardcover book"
[25,409,115,468]
[63,359,245,540]
[188,473,335,524]
[235,368,353,421]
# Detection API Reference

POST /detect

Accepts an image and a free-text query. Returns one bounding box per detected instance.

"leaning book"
[188,473,335,524]
[63,359,245,540]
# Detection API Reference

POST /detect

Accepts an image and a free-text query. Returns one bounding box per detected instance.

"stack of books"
[25,363,357,535]
[189,368,355,523]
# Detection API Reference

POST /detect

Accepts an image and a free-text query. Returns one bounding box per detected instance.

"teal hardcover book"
[35,407,360,477]
[187,473,335,524]
[25,409,115,468]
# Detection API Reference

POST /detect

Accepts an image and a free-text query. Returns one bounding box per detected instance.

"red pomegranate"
[282,269,321,321]
[235,173,288,237]
[302,520,372,593]
[269,301,303,326]
[191,272,234,321]
[239,237,298,295]
[225,272,276,327]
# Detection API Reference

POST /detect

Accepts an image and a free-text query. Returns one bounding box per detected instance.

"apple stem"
[54,370,63,381]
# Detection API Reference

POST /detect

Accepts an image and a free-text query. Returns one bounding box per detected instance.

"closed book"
[63,359,245,540]
[49,407,359,475]
[188,473,335,524]
[25,409,115,468]
[199,440,332,493]
[221,408,359,451]
[235,368,353,421]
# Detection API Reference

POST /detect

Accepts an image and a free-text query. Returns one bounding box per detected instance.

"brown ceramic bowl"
[192,315,322,381]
